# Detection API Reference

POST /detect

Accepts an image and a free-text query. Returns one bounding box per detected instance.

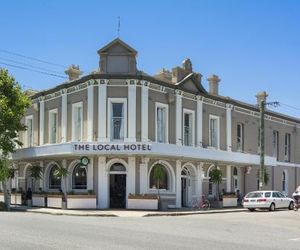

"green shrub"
[0,202,7,211]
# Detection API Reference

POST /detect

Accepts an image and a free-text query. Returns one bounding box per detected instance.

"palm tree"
[53,165,69,209]
[29,165,42,192]
[153,164,165,210]
[209,165,222,207]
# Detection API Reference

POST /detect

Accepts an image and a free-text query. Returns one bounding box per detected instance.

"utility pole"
[256,91,279,191]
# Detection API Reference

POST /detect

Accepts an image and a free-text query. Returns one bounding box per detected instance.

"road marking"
[288,238,300,241]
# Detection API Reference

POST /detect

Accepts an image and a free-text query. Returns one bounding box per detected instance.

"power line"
[0,61,67,79]
[0,56,65,75]
[0,49,67,69]
[279,102,300,112]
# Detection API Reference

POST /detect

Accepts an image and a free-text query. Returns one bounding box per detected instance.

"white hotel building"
[11,38,300,209]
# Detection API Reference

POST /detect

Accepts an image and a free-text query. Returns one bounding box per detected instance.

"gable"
[97,38,137,56]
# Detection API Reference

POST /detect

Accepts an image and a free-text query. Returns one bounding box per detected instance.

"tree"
[0,157,15,210]
[209,165,223,205]
[29,165,43,192]
[152,164,165,210]
[53,165,69,209]
[0,68,31,209]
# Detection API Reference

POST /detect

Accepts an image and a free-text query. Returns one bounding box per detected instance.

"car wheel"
[269,203,275,212]
[288,201,294,210]
[248,208,255,212]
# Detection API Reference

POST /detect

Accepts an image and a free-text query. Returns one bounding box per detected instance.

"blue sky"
[1,0,300,117]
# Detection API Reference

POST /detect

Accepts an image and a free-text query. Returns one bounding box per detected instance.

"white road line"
[288,238,300,241]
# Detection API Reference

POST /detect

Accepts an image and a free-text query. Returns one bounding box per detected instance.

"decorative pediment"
[97,38,137,56]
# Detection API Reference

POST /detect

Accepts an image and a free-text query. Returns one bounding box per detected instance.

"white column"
[226,104,233,151]
[98,156,108,208]
[141,81,149,142]
[87,82,94,142]
[39,98,45,145]
[176,160,182,208]
[139,157,149,194]
[39,161,44,190]
[127,81,136,142]
[127,157,136,207]
[175,90,182,145]
[62,159,67,193]
[87,157,94,190]
[226,165,232,192]
[98,80,107,142]
[196,96,203,147]
[196,163,204,198]
[61,89,67,143]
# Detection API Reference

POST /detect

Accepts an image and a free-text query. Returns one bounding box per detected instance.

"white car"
[243,190,294,211]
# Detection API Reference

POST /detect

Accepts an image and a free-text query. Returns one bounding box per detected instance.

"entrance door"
[181,177,188,207]
[110,174,126,208]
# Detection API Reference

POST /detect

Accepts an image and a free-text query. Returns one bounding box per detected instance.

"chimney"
[255,91,268,106]
[207,74,221,95]
[65,65,82,81]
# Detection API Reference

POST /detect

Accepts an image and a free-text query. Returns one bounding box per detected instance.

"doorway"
[109,163,127,209]
[181,177,188,207]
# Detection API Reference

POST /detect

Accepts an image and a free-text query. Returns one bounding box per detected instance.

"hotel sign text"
[74,143,152,152]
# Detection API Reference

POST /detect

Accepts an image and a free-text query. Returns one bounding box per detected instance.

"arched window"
[110,163,126,172]
[233,167,238,176]
[149,164,168,190]
[49,165,61,189]
[72,164,87,189]
[282,171,287,192]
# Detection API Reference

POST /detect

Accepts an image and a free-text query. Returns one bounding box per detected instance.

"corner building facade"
[11,38,300,209]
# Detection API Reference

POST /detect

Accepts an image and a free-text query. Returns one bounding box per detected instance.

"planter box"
[47,195,62,208]
[223,197,237,207]
[128,198,158,210]
[11,193,22,205]
[67,195,97,209]
[32,195,46,207]
[0,193,4,202]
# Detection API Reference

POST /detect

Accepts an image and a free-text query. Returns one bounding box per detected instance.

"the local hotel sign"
[74,143,152,152]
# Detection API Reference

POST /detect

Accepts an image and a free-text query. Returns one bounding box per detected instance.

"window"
[72,102,83,141]
[25,116,33,147]
[284,133,291,162]
[149,164,168,190]
[49,109,58,144]
[209,115,219,148]
[265,192,271,198]
[272,130,279,160]
[72,164,87,189]
[156,103,168,143]
[237,123,244,152]
[49,165,61,189]
[108,98,127,141]
[183,109,194,146]
[282,171,288,194]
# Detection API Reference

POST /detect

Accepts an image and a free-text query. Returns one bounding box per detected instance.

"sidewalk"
[11,206,246,217]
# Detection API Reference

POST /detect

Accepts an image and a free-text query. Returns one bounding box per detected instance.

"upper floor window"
[25,115,33,147]
[49,109,58,144]
[237,123,244,152]
[72,102,83,141]
[109,99,127,140]
[183,109,194,146]
[209,115,219,148]
[156,103,168,143]
[284,133,291,162]
[272,130,279,160]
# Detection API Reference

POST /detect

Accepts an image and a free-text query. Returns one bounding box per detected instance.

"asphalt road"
[0,210,300,250]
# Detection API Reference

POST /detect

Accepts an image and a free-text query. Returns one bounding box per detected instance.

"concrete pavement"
[11,205,246,217]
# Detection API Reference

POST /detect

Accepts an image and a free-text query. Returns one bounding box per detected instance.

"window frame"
[155,102,169,143]
[108,98,127,141]
[48,108,58,144]
[208,114,220,149]
[236,122,244,152]
[183,108,195,146]
[272,130,279,160]
[72,102,83,142]
[25,115,34,147]
[72,164,87,190]
[284,133,291,162]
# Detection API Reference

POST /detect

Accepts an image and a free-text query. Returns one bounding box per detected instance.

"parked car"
[243,190,294,211]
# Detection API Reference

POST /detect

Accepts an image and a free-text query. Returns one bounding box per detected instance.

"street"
[0,210,300,250]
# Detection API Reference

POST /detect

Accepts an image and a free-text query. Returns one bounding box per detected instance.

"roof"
[97,38,138,56]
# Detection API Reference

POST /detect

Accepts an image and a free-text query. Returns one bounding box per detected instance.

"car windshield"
[246,192,263,198]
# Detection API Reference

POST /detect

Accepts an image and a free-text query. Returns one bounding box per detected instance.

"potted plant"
[152,164,165,210]
[209,165,223,208]
[53,165,69,209]
[128,193,158,210]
